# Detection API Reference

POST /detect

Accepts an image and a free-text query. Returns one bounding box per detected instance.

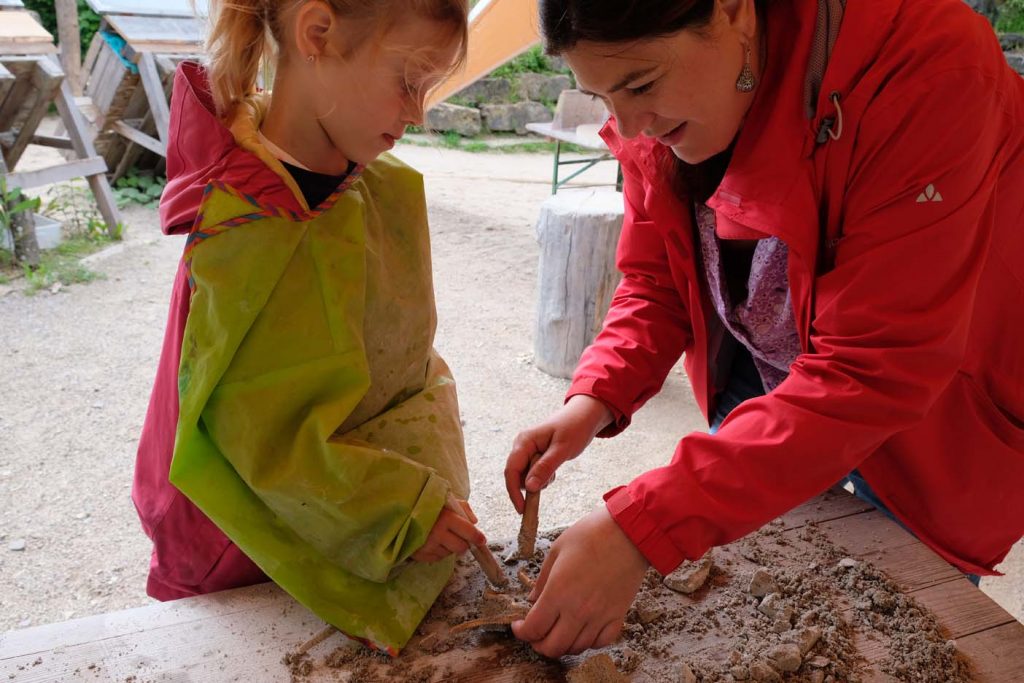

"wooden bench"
[73,0,207,180]
[526,89,622,194]
[0,3,121,237]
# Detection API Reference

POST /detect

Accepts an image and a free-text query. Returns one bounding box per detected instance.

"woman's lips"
[656,122,687,146]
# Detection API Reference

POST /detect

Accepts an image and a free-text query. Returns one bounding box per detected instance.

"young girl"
[132,0,480,653]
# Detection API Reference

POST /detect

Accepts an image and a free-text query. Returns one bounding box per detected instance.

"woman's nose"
[611,103,653,140]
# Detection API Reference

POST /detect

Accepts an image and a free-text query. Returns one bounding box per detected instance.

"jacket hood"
[160,62,306,234]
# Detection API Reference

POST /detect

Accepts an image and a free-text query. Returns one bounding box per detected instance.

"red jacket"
[132,63,305,599]
[573,0,1024,577]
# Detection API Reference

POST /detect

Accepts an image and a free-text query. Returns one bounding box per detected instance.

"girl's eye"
[628,81,655,96]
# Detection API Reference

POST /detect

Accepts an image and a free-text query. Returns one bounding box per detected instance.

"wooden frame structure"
[0,1,121,237]
[75,0,206,179]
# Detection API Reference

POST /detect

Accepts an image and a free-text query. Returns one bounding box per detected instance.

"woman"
[504,0,1024,658]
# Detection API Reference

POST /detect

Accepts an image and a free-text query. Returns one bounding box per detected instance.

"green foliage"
[23,236,106,294]
[0,177,41,240]
[490,46,555,78]
[113,169,166,210]
[45,179,119,240]
[24,0,102,59]
[997,0,1024,31]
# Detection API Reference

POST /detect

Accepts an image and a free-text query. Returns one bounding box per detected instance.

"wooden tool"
[445,493,509,588]
[515,454,541,559]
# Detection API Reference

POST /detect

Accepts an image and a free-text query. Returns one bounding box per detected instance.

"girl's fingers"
[458,499,479,524]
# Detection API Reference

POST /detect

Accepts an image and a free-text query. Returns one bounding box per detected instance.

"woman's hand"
[412,499,486,563]
[504,395,614,513]
[511,506,649,657]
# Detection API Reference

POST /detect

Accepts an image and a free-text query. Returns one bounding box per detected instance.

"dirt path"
[0,141,1020,634]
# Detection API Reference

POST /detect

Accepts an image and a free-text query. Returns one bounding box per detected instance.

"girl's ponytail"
[205,0,273,119]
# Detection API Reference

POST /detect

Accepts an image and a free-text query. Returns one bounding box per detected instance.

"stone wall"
[427,73,574,137]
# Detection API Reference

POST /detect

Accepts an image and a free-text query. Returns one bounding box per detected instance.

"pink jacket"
[572,0,1024,577]
[131,63,305,599]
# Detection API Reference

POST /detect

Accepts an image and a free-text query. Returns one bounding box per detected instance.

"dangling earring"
[735,43,756,93]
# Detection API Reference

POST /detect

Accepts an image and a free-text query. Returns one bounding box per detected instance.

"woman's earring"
[736,43,756,93]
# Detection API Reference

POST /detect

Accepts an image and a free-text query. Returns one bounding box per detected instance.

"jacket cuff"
[566,377,631,437]
[603,486,685,576]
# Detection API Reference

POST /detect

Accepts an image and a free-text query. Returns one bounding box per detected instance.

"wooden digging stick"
[515,454,542,560]
[445,493,509,588]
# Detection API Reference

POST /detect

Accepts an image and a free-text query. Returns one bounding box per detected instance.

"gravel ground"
[1,137,1020,634]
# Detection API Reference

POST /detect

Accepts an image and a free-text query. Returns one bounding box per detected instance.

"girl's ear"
[293,0,336,60]
[717,0,758,43]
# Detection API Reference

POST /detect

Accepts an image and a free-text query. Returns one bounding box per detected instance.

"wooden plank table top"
[0,11,57,55]
[103,14,205,54]
[83,0,208,18]
[2,487,1022,682]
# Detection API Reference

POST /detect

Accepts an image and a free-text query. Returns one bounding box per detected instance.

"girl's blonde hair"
[205,0,469,119]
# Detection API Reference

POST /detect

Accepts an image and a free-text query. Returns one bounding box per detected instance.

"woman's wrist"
[565,393,615,437]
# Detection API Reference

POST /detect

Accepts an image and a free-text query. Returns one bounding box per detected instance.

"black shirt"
[281,160,358,210]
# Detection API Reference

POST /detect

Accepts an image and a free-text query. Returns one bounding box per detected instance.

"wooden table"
[2,488,1023,682]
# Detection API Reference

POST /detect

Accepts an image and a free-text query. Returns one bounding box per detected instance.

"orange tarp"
[427,0,541,108]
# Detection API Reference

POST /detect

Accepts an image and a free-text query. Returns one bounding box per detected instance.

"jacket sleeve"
[196,351,462,585]
[605,66,1011,574]
[567,154,694,435]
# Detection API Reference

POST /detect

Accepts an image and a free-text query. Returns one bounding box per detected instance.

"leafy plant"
[997,0,1024,31]
[0,177,42,266]
[113,169,166,209]
[44,179,118,240]
[490,46,556,78]
[23,0,101,59]
[23,237,105,294]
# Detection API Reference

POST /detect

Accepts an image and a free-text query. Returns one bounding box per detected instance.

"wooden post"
[533,188,624,379]
[55,0,82,96]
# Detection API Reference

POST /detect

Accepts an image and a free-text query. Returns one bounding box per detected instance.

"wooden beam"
[0,62,13,109]
[112,119,166,156]
[136,51,170,144]
[51,77,122,237]
[4,155,106,189]
[4,58,64,170]
[30,133,74,150]
[55,0,82,95]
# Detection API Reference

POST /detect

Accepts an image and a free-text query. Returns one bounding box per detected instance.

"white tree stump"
[534,188,624,379]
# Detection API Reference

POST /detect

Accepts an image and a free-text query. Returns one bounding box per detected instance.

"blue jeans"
[709,345,980,586]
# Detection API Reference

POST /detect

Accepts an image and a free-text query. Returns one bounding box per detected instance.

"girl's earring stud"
[306,54,316,63]
[736,43,757,93]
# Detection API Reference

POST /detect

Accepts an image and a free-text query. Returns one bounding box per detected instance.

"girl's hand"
[504,395,614,513]
[412,499,486,563]
[511,506,649,657]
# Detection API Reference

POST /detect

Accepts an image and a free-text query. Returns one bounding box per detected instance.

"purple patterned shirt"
[695,204,801,392]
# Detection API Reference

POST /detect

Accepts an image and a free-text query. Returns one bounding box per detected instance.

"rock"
[9,539,26,551]
[749,568,779,598]
[426,102,482,137]
[74,512,90,521]
[481,102,553,135]
[810,671,825,683]
[748,660,782,682]
[17,618,31,628]
[767,643,802,672]
[870,588,896,613]
[517,73,573,102]
[730,664,750,680]
[453,77,513,105]
[837,557,858,569]
[793,626,822,655]
[806,655,831,668]
[679,662,697,683]
[50,282,62,295]
[566,653,629,683]
[758,592,786,620]
[1004,53,1024,76]
[633,597,665,625]
[1001,33,1024,51]
[664,555,714,594]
